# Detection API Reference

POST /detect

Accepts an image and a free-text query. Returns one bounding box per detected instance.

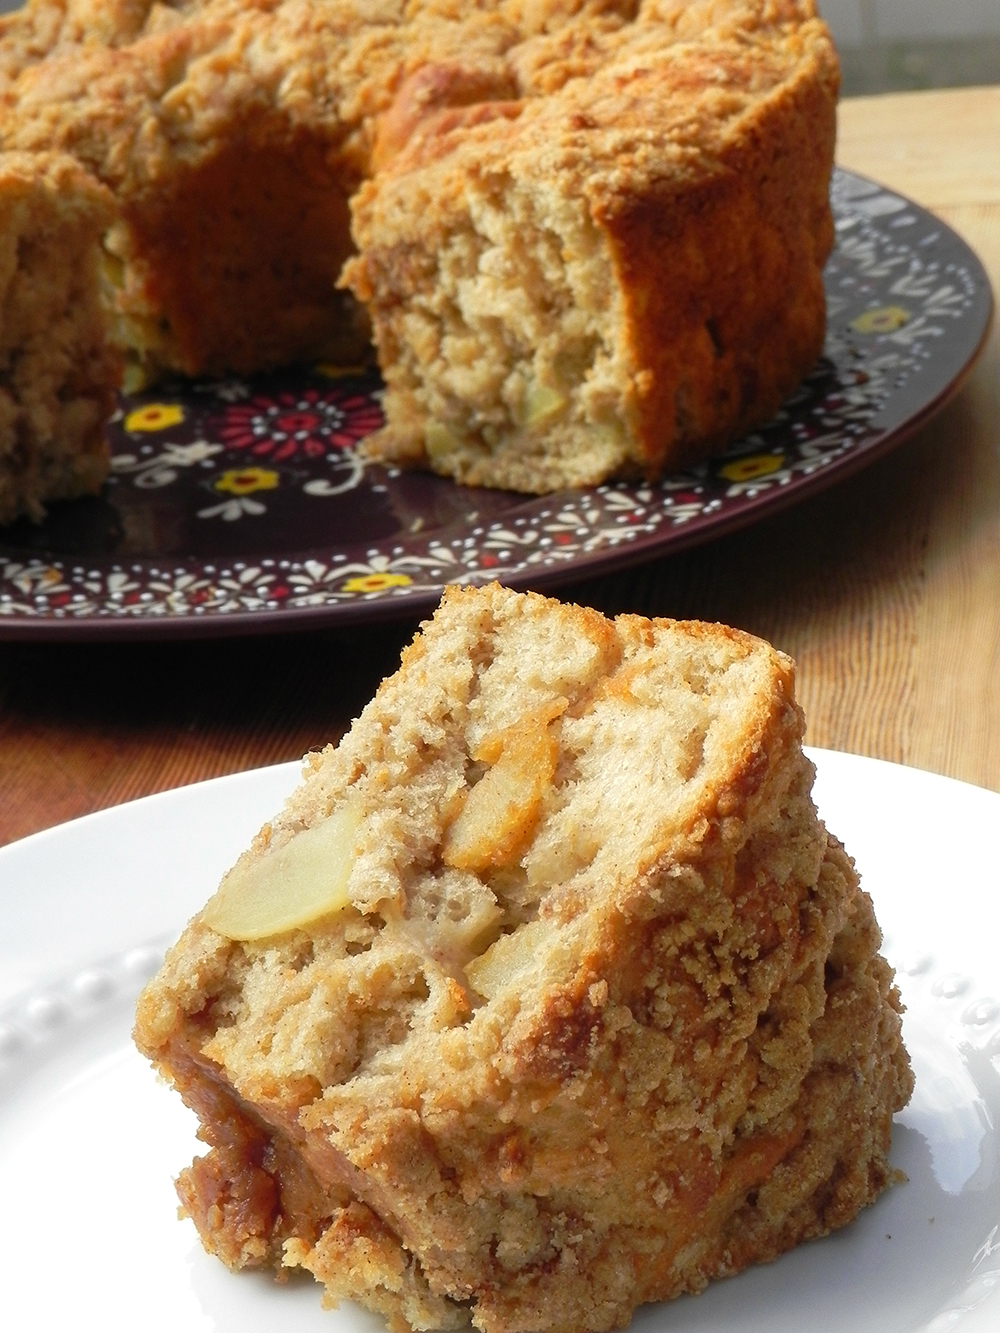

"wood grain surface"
[2,86,999,847]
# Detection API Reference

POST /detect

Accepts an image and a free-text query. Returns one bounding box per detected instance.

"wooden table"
[2,86,999,848]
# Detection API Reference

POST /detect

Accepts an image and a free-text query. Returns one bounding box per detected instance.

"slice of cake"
[135,584,912,1333]
[0,150,121,525]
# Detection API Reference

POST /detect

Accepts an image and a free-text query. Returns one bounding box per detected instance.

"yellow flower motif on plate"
[342,572,412,593]
[718,453,785,483]
[850,305,911,334]
[123,402,185,432]
[213,467,280,496]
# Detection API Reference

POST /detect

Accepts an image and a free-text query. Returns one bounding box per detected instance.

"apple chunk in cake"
[135,583,912,1333]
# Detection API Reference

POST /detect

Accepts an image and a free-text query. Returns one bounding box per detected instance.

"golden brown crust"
[135,586,912,1333]
[0,0,188,95]
[345,4,838,491]
[118,127,364,377]
[600,43,837,474]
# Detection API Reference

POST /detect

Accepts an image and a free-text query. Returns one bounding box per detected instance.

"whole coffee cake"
[0,150,120,524]
[0,0,838,502]
[135,584,912,1333]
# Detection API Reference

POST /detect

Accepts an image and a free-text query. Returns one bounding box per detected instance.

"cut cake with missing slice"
[134,584,912,1333]
[1,1,837,492]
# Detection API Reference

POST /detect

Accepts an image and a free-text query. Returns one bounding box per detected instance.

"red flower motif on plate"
[211,388,383,462]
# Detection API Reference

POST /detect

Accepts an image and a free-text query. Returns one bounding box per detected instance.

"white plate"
[1,751,999,1333]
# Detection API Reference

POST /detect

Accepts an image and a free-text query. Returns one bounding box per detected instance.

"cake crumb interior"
[134,585,912,1333]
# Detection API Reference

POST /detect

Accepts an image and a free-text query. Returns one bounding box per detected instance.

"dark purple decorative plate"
[0,169,992,639]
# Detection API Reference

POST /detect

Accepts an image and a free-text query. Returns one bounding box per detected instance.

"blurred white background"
[819,0,1000,91]
[822,0,1000,45]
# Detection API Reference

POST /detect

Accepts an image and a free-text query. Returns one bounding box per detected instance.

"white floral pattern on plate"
[0,171,991,636]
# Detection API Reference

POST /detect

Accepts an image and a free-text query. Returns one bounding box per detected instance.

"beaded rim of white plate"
[1,930,999,1083]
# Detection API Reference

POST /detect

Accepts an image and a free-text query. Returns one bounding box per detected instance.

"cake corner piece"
[135,582,912,1333]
